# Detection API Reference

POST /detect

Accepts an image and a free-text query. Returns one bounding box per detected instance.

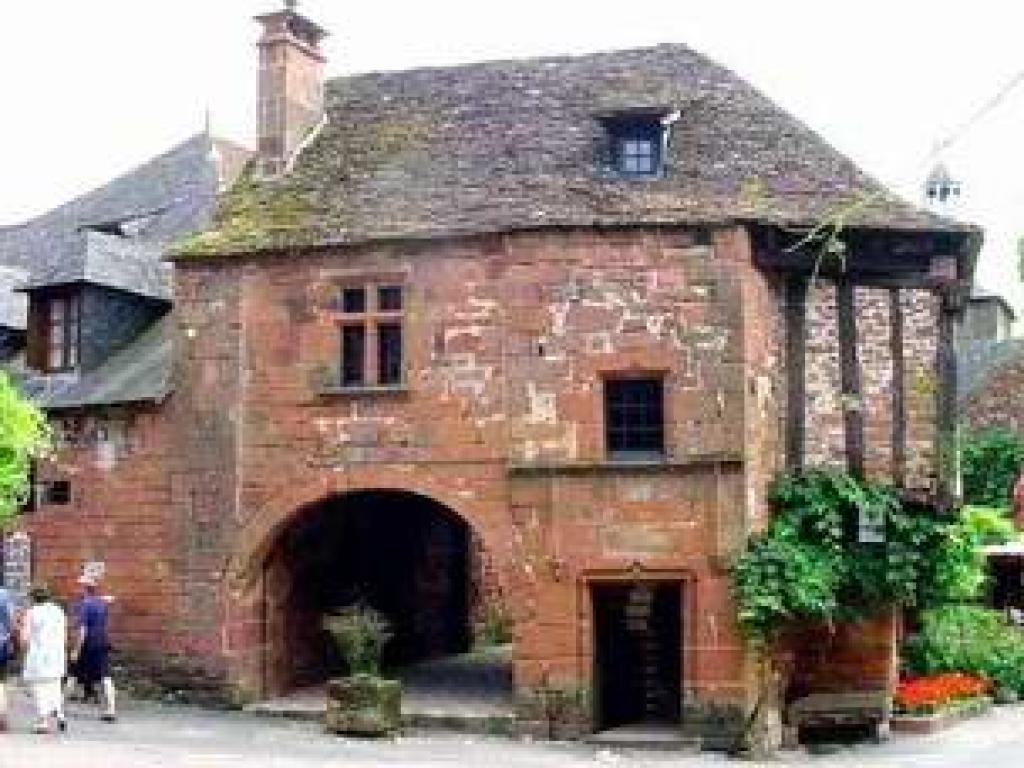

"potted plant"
[322,603,401,736]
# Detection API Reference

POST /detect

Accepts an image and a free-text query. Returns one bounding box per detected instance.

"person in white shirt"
[21,584,67,734]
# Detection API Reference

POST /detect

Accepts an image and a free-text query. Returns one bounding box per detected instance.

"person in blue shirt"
[0,585,14,732]
[72,575,116,722]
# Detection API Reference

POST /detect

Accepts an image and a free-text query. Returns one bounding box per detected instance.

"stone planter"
[890,697,992,735]
[325,674,402,737]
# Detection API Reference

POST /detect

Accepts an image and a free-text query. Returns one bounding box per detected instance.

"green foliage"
[904,606,1024,696]
[959,506,1016,545]
[474,604,513,649]
[322,604,393,676]
[961,429,1024,508]
[732,471,988,645]
[0,372,50,525]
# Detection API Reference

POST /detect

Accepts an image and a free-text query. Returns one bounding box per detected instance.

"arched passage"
[260,489,476,695]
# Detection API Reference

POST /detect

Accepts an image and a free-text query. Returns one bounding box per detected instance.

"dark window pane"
[44,480,71,505]
[342,287,366,314]
[46,294,81,371]
[67,294,80,368]
[378,323,403,386]
[378,286,403,312]
[605,378,665,458]
[611,123,662,176]
[341,325,366,386]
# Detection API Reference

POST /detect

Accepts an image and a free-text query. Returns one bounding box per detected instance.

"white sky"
[1,1,1021,311]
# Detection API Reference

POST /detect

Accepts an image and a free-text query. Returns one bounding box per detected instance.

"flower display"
[894,673,990,714]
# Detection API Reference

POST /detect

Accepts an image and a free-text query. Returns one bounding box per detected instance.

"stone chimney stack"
[255,1,328,175]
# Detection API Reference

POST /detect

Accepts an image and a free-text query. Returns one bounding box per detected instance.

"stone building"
[2,4,978,744]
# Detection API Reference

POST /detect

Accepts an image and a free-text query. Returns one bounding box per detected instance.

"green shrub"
[0,371,51,525]
[904,606,1024,695]
[961,429,1024,508]
[323,604,393,676]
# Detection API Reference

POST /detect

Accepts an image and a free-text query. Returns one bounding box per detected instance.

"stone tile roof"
[1,133,251,291]
[176,44,975,258]
[20,313,172,410]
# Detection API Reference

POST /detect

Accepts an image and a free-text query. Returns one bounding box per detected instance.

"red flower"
[895,673,990,714]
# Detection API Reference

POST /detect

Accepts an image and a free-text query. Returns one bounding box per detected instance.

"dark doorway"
[592,582,682,730]
[263,490,472,693]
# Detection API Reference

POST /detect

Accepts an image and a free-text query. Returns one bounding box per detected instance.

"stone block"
[324,675,402,737]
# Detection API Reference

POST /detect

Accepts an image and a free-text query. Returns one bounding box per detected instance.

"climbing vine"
[732,470,986,646]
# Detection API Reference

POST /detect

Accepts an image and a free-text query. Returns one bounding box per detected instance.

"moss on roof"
[172,44,975,261]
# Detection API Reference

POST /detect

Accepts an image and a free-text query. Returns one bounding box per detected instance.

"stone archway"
[259,489,479,696]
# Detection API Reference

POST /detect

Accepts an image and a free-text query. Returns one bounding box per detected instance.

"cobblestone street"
[4,686,1024,768]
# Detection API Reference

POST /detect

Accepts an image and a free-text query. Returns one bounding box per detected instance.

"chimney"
[255,1,328,176]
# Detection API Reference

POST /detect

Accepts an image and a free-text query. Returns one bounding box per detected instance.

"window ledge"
[507,452,743,476]
[315,384,410,398]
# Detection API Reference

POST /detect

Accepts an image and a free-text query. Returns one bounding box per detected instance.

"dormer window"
[601,112,670,178]
[45,292,81,372]
[27,289,82,373]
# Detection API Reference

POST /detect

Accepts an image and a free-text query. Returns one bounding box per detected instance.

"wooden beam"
[889,289,906,487]
[785,277,808,471]
[935,291,959,512]
[837,281,865,479]
[752,249,934,279]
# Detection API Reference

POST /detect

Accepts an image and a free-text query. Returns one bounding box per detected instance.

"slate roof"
[0,133,251,408]
[20,313,172,411]
[176,44,977,258]
[17,229,170,301]
[1,133,251,291]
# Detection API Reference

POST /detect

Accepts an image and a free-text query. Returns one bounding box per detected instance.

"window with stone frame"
[31,289,82,373]
[338,283,405,388]
[604,377,666,461]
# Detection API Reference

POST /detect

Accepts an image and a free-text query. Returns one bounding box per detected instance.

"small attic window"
[602,113,668,178]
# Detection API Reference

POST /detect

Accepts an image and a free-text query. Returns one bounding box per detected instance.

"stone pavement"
[3,684,1024,768]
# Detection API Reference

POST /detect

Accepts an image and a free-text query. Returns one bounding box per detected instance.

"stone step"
[246,698,521,736]
[585,724,702,752]
[401,710,520,736]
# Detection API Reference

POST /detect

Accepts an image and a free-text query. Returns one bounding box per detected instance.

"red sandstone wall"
[164,225,766,712]
[25,407,176,654]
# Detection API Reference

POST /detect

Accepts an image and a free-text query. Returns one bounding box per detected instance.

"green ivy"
[961,428,1024,508]
[732,470,987,646]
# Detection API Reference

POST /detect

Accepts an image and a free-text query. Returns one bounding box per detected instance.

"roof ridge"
[325,42,705,84]
[26,133,213,227]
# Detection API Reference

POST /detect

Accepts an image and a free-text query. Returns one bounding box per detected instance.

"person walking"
[0,584,15,732]
[72,574,116,722]
[21,583,66,734]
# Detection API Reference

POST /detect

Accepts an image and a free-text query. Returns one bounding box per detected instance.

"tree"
[0,372,50,525]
